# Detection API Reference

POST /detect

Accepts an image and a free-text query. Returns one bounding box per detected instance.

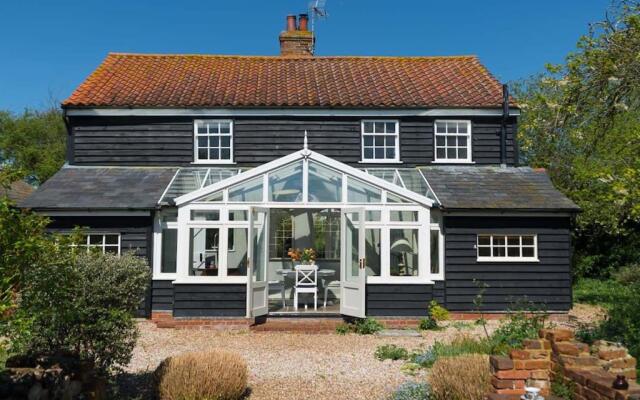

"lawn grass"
[573,278,632,309]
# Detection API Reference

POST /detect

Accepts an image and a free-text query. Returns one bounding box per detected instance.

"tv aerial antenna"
[308,0,328,34]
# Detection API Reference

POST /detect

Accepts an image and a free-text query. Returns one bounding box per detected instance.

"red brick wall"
[488,329,640,400]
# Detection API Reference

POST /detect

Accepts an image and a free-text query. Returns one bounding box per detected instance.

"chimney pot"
[299,13,309,31]
[286,14,297,32]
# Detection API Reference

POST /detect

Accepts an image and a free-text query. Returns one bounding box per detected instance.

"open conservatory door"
[340,208,366,318]
[247,207,269,318]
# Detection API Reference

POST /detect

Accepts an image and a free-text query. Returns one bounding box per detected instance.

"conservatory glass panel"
[365,169,400,185]
[227,227,248,276]
[189,228,220,276]
[390,228,419,277]
[308,161,342,202]
[387,193,411,203]
[269,161,303,202]
[201,191,223,202]
[228,176,263,202]
[347,177,382,203]
[365,228,381,276]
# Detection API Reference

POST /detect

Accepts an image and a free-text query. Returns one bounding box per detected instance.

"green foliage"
[0,197,65,316]
[375,344,409,361]
[353,317,384,334]
[512,1,640,278]
[4,252,150,375]
[551,368,576,400]
[614,264,640,285]
[0,107,66,184]
[490,304,548,351]
[335,317,384,335]
[596,284,640,361]
[410,336,496,369]
[418,315,439,331]
[428,300,449,322]
[390,381,430,400]
[335,323,350,335]
[573,278,632,308]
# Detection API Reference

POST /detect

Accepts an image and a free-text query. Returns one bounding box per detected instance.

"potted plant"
[287,248,317,265]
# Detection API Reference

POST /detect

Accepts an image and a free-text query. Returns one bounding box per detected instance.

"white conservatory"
[152,142,444,319]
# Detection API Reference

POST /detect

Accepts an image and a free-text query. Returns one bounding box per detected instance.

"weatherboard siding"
[367,283,437,316]
[172,284,247,317]
[443,216,572,312]
[151,280,174,311]
[68,116,518,167]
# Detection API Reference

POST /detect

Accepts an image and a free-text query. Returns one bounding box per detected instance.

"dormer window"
[434,120,472,163]
[361,120,400,163]
[194,120,233,163]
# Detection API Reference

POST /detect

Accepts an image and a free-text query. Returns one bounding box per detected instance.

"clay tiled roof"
[1,180,33,203]
[63,53,510,109]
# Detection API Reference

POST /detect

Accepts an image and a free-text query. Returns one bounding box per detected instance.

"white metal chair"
[294,265,318,311]
[323,280,341,308]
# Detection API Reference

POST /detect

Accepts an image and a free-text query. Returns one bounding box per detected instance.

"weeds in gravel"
[375,344,409,361]
[390,381,430,400]
[335,318,384,335]
[418,316,439,331]
[428,300,449,322]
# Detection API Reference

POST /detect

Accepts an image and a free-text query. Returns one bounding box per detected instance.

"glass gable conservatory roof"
[160,167,437,205]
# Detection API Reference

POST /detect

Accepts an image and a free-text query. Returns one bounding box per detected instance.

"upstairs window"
[361,120,400,162]
[434,120,472,163]
[194,120,233,163]
[477,234,538,262]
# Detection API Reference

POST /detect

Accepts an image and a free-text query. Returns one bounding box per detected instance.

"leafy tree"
[0,106,66,184]
[512,1,640,277]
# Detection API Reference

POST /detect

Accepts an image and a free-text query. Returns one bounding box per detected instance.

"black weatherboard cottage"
[21,14,579,322]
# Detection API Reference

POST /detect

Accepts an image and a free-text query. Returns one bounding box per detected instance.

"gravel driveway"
[123,320,498,400]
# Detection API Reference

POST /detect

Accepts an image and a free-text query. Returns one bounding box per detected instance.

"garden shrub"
[595,284,640,362]
[155,350,248,400]
[614,264,640,285]
[428,354,491,400]
[551,366,575,400]
[410,335,495,369]
[353,317,384,334]
[390,381,430,400]
[375,344,409,361]
[490,305,548,351]
[428,300,449,321]
[335,318,383,335]
[4,251,150,375]
[418,315,438,331]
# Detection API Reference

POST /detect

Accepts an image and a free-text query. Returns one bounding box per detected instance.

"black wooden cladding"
[68,116,518,167]
[172,284,246,317]
[367,284,432,316]
[152,280,174,311]
[443,216,572,312]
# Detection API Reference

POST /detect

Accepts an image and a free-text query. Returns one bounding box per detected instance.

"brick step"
[251,318,343,332]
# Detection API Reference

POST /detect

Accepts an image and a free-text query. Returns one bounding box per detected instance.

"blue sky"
[0,0,611,112]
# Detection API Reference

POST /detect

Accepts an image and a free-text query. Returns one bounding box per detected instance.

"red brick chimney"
[279,14,314,57]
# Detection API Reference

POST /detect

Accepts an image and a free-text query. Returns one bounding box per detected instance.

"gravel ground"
[123,319,500,400]
[121,306,601,400]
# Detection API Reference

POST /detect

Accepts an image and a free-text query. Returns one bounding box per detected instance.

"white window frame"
[476,234,539,262]
[153,212,178,280]
[360,120,401,163]
[72,233,121,255]
[193,119,234,164]
[433,120,473,163]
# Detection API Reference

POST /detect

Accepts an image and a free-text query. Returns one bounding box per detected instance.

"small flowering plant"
[287,248,317,264]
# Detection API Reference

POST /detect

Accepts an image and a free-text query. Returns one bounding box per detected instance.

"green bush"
[375,344,409,361]
[596,284,640,362]
[335,317,383,335]
[551,368,575,400]
[335,323,350,335]
[428,300,450,321]
[491,306,547,351]
[418,316,438,331]
[614,264,640,285]
[4,251,150,375]
[390,381,430,400]
[573,278,632,308]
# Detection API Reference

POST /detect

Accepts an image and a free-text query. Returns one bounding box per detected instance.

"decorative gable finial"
[302,130,311,157]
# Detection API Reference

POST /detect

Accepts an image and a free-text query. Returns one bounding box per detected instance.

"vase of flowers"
[287,248,317,265]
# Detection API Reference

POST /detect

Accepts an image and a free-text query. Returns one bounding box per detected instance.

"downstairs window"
[477,234,538,262]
